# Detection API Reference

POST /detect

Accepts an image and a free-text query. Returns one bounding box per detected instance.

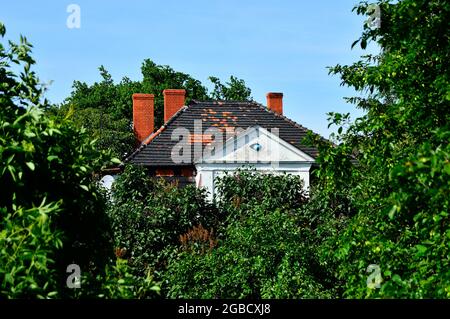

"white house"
[116,90,321,198]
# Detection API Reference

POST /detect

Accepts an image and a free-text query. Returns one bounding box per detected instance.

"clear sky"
[1,0,376,138]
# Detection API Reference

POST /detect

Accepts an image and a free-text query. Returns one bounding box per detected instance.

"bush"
[0,201,63,298]
[164,170,336,298]
[308,0,450,298]
[98,258,160,299]
[108,165,220,277]
[216,168,308,212]
[0,21,154,299]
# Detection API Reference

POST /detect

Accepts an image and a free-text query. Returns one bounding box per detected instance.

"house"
[114,89,321,199]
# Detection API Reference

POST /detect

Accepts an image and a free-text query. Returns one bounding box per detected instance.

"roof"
[125,100,322,166]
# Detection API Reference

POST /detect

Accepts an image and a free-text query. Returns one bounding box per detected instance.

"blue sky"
[1,0,376,138]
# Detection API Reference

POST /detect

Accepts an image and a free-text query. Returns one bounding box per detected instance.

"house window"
[250,143,262,151]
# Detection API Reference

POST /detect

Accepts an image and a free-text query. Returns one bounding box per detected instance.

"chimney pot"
[266,92,283,115]
[133,93,154,143]
[163,89,186,122]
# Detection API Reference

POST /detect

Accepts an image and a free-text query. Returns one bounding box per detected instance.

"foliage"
[98,258,160,299]
[0,201,63,298]
[208,76,252,101]
[0,105,115,297]
[215,168,308,212]
[4,0,449,300]
[51,60,253,158]
[107,165,220,277]
[0,21,157,299]
[55,106,135,159]
[164,170,336,298]
[140,59,209,129]
[307,0,450,298]
[0,24,47,121]
[179,224,218,254]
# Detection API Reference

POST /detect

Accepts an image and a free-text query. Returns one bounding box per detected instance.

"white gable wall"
[195,126,314,200]
[195,163,312,200]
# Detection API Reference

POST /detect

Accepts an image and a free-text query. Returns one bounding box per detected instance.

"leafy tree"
[52,60,253,158]
[49,67,143,158]
[107,165,220,278]
[307,0,450,298]
[140,59,209,129]
[164,170,336,298]
[0,21,158,299]
[209,75,252,101]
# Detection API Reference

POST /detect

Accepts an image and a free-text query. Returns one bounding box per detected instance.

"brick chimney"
[163,89,186,122]
[132,93,154,143]
[266,92,283,115]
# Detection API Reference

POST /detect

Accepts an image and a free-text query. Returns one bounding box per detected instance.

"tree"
[0,21,158,299]
[208,75,252,101]
[164,170,336,298]
[107,165,220,279]
[308,0,450,298]
[52,59,253,158]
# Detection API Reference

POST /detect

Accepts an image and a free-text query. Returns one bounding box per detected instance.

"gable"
[198,126,315,164]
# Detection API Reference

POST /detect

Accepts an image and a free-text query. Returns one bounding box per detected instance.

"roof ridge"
[191,100,260,106]
[255,101,327,142]
[251,102,328,158]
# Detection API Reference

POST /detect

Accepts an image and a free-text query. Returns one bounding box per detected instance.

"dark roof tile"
[125,100,322,166]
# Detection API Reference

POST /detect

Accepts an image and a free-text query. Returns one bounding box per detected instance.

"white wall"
[195,162,311,200]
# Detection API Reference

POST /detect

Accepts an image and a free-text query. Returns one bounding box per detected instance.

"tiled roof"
[125,100,322,166]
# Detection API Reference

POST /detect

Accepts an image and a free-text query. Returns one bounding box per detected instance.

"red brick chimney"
[163,89,186,122]
[132,93,154,143]
[266,92,283,115]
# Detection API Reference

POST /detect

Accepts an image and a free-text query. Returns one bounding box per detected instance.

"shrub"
[0,21,153,299]
[308,0,450,298]
[0,201,63,298]
[108,165,220,277]
[164,170,336,298]
[98,258,160,299]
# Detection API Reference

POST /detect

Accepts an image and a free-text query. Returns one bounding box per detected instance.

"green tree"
[53,60,253,159]
[107,165,220,279]
[164,170,335,298]
[0,21,158,299]
[49,67,143,158]
[308,0,450,298]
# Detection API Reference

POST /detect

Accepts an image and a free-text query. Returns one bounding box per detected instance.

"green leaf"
[111,158,122,164]
[360,38,367,49]
[416,245,427,254]
[0,22,5,37]
[26,162,35,171]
